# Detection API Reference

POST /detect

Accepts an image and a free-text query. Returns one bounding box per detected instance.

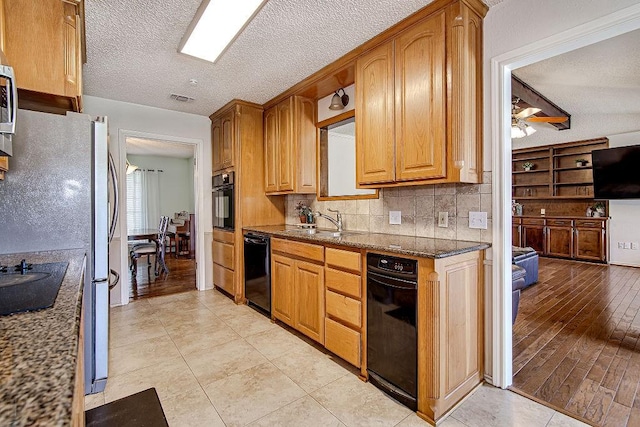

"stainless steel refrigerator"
[0,109,118,394]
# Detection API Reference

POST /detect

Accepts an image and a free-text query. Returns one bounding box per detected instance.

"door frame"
[118,129,206,305]
[490,3,640,388]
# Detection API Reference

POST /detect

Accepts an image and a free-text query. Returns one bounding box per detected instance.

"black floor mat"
[85,388,169,427]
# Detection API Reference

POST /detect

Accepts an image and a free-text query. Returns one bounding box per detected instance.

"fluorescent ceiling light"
[180,0,266,63]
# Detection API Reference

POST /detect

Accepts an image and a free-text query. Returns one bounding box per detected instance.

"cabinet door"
[294,96,316,193]
[221,109,235,168]
[356,41,395,185]
[63,2,80,98]
[272,254,295,326]
[395,12,446,182]
[211,118,223,172]
[546,226,573,258]
[522,225,545,254]
[264,106,278,193]
[575,227,606,262]
[295,260,324,344]
[277,98,294,191]
[512,222,521,247]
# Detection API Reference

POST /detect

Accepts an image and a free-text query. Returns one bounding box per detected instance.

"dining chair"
[130,216,170,277]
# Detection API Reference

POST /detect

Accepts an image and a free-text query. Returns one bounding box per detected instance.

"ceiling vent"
[170,93,195,103]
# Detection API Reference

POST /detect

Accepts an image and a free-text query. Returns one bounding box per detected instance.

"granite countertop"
[244,225,490,258]
[0,249,86,427]
[513,215,609,219]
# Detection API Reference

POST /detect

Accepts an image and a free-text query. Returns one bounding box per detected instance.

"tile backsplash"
[286,173,492,243]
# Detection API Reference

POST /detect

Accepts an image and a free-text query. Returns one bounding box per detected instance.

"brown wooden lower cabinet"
[417,250,483,424]
[269,236,484,424]
[212,229,236,296]
[71,303,85,427]
[0,157,8,180]
[513,216,607,262]
[271,238,325,344]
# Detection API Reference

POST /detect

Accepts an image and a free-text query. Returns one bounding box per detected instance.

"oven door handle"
[244,237,268,245]
[368,274,417,290]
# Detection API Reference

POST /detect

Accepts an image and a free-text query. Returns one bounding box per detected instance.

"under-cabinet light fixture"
[179,0,267,63]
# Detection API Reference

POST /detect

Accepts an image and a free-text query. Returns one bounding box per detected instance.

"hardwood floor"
[512,257,640,426]
[129,254,196,300]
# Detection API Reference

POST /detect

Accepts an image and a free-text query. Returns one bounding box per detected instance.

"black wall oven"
[212,172,234,230]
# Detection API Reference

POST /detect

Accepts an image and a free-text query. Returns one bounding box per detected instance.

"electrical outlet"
[624,242,631,249]
[469,211,488,229]
[541,208,546,215]
[633,242,639,250]
[618,242,625,249]
[438,212,448,228]
[389,211,401,225]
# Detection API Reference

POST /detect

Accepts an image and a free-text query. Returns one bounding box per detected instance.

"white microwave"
[0,64,17,156]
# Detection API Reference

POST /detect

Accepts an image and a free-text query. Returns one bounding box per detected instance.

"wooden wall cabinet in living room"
[356,1,485,188]
[512,138,609,201]
[3,0,84,114]
[264,95,316,194]
[513,216,607,262]
[574,219,606,262]
[271,238,325,344]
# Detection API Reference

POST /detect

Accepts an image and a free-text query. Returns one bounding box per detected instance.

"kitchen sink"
[0,261,68,316]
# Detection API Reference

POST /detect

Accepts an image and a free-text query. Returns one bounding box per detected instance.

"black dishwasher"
[243,232,271,316]
[367,253,418,410]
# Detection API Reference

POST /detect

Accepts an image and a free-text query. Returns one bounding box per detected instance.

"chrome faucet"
[314,209,343,232]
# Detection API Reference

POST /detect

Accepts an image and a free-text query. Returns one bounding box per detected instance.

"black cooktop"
[0,260,68,316]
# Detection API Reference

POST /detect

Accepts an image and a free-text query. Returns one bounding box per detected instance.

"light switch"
[389,211,401,225]
[469,211,488,229]
[438,212,448,228]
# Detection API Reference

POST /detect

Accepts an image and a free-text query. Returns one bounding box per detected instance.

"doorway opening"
[124,135,198,300]
[491,3,640,421]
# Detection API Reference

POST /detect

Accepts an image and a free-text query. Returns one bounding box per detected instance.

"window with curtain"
[126,170,161,233]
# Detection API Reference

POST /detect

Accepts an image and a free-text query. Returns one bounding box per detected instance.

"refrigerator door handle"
[109,268,120,290]
[108,152,119,243]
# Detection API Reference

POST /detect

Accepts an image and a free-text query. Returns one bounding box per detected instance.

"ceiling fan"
[511,99,569,139]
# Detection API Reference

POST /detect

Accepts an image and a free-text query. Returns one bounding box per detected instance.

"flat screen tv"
[592,145,640,199]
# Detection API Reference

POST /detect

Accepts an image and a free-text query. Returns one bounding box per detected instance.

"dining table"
[127,229,159,243]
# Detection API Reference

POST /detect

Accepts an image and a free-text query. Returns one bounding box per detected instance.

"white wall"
[83,96,211,306]
[606,130,640,267]
[127,154,195,216]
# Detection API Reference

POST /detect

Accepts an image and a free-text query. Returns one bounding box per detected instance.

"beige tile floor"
[85,289,587,427]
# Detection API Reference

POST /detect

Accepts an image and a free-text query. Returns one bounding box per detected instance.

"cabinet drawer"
[213,229,235,244]
[272,238,324,263]
[325,318,361,367]
[212,240,234,270]
[326,247,361,273]
[325,268,361,299]
[522,218,545,226]
[326,290,361,327]
[575,219,605,228]
[546,219,573,227]
[213,263,235,296]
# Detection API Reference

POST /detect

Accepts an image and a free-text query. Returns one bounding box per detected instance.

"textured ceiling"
[512,28,640,148]
[126,137,195,158]
[83,0,502,116]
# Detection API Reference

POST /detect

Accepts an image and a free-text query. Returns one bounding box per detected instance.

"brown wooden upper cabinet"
[2,0,84,114]
[212,107,236,172]
[264,96,316,194]
[356,1,483,187]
